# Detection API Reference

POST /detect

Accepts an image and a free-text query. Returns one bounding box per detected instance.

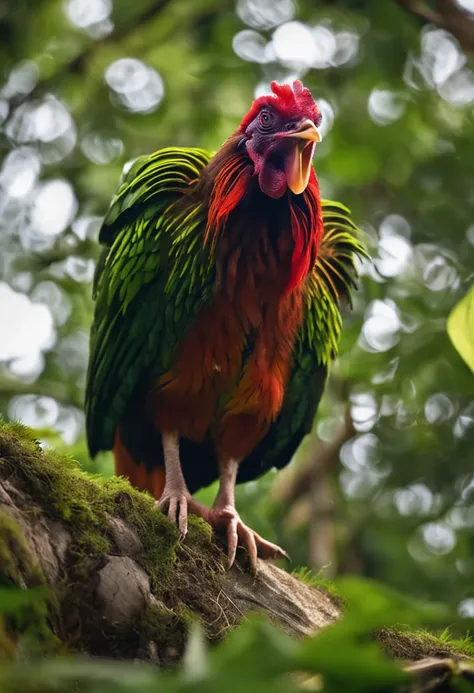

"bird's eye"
[259,110,273,130]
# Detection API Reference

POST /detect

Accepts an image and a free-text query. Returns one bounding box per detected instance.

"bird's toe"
[226,517,239,568]
[208,505,286,571]
[237,523,258,571]
[252,534,289,562]
[155,491,189,536]
[177,495,189,536]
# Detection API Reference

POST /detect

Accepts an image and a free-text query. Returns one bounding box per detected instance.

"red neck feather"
[205,152,251,247]
[202,137,323,294]
[285,169,323,293]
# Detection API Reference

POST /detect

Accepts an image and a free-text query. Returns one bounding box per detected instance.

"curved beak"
[281,119,322,195]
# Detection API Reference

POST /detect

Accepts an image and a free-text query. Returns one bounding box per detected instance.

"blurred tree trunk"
[309,476,336,575]
[272,400,355,576]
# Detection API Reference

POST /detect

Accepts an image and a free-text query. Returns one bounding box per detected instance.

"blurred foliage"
[0,577,465,692]
[1,0,474,662]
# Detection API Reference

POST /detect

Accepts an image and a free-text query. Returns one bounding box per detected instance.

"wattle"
[258,166,287,199]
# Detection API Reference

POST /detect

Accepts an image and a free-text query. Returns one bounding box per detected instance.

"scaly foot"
[155,489,213,537]
[156,484,287,569]
[204,505,289,571]
[157,431,217,537]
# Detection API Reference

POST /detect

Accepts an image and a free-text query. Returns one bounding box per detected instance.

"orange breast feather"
[150,283,304,460]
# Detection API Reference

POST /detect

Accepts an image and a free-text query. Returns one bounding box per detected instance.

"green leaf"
[210,616,297,677]
[292,577,449,693]
[0,658,162,693]
[447,284,474,374]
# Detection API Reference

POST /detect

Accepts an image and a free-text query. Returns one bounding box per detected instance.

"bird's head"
[239,80,322,200]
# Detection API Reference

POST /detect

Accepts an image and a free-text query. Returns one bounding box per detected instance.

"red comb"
[240,80,321,131]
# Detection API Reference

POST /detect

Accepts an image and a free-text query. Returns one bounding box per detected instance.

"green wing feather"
[85,147,213,456]
[300,200,367,364]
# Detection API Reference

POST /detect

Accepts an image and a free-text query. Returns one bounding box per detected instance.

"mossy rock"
[0,420,240,663]
[0,420,341,666]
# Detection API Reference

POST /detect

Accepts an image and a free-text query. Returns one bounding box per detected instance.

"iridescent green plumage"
[85,146,365,490]
[87,148,215,457]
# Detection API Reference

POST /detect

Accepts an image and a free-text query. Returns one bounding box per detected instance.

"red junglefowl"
[85,80,365,569]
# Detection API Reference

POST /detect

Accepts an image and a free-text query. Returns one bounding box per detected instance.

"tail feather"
[113,428,166,500]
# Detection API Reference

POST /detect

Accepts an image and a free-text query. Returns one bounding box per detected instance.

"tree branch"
[4,0,174,121]
[0,372,83,410]
[272,405,355,508]
[394,0,443,26]
[395,0,474,55]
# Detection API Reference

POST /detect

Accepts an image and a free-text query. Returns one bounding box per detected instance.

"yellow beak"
[282,119,322,195]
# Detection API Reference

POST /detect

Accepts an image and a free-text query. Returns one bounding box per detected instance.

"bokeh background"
[1,0,474,623]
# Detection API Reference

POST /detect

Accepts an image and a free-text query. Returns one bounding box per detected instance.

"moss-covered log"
[1,420,472,684]
[0,421,339,663]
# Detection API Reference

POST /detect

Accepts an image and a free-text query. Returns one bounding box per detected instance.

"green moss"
[140,601,186,653]
[377,626,474,661]
[100,475,179,590]
[0,509,60,660]
[291,566,343,607]
[186,515,214,546]
[0,511,42,588]
[0,419,238,659]
[0,421,180,589]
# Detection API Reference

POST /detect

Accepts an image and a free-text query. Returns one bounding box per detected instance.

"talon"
[252,531,290,562]
[239,524,258,572]
[155,490,286,570]
[207,505,287,571]
[155,488,211,539]
[227,518,238,568]
[178,496,188,536]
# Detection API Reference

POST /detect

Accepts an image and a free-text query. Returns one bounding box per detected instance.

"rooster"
[85,81,364,569]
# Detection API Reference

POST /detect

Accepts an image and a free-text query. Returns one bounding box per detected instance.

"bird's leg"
[155,431,209,537]
[209,456,289,570]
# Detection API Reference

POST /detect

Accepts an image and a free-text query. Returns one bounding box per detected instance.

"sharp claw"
[241,528,258,572]
[179,497,188,536]
[209,506,287,570]
[227,519,238,568]
[251,547,258,572]
[267,547,289,562]
[155,490,211,540]
[249,529,285,562]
